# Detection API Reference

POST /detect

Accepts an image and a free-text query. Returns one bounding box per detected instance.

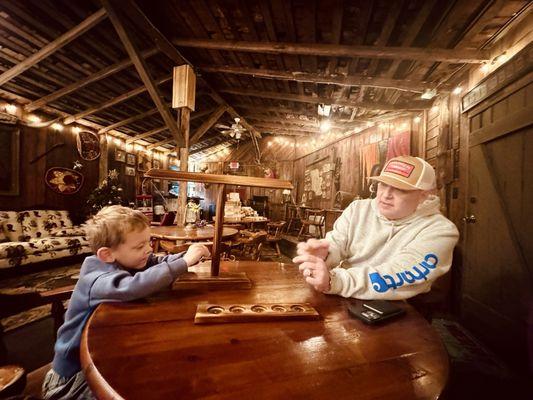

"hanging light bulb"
[51,122,64,131]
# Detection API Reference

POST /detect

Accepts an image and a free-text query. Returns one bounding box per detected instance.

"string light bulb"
[27,114,41,123]
[452,87,463,95]
[51,122,63,131]
[414,116,421,123]
[72,126,81,134]
[5,104,17,114]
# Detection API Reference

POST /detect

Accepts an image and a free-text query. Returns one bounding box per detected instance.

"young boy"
[42,205,210,400]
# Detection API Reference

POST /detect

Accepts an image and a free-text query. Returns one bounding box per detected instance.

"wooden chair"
[298,209,326,240]
[284,204,302,234]
[264,221,287,258]
[150,211,176,226]
[235,230,268,261]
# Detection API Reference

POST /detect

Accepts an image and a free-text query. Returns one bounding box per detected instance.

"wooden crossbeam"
[103,0,184,147]
[200,65,433,93]
[126,126,167,144]
[173,38,489,64]
[98,107,160,134]
[115,0,261,160]
[98,105,215,135]
[0,8,107,86]
[25,47,159,112]
[147,137,174,150]
[190,105,228,144]
[221,88,432,111]
[63,75,171,124]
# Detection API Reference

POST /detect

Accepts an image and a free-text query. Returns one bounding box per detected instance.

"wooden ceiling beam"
[200,65,433,93]
[147,137,174,150]
[98,107,160,134]
[118,0,260,159]
[173,38,489,64]
[0,8,107,86]
[25,47,159,112]
[97,103,216,135]
[221,88,432,111]
[126,126,167,144]
[246,115,359,130]
[190,105,228,144]
[103,0,184,147]
[63,74,171,124]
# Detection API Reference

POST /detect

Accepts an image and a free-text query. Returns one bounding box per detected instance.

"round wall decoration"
[76,130,100,160]
[45,167,84,195]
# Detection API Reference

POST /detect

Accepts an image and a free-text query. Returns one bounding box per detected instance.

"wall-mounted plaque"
[76,131,100,161]
[45,167,84,195]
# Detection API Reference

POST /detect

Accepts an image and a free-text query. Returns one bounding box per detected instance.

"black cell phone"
[347,300,405,325]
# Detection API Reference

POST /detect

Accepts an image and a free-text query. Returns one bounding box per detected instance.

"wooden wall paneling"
[0,126,47,209]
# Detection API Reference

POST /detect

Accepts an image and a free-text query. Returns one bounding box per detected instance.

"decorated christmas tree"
[85,169,124,215]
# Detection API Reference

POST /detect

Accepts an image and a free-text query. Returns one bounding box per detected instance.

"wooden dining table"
[81,261,449,400]
[150,226,239,252]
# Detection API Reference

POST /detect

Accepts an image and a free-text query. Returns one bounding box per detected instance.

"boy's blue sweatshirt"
[52,253,188,378]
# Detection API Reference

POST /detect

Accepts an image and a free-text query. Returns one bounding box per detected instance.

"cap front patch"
[384,160,415,177]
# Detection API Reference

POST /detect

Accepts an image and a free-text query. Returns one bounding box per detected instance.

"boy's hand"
[294,238,329,262]
[183,244,211,267]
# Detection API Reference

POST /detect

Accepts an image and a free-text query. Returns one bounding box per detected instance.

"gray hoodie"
[325,195,459,299]
[52,253,188,378]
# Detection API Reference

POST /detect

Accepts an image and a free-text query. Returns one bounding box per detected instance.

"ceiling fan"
[215,117,247,140]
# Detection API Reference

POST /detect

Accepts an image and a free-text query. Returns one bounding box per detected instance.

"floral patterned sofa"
[0,210,91,269]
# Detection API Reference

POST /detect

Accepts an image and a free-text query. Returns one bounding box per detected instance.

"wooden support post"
[175,108,190,228]
[211,184,226,276]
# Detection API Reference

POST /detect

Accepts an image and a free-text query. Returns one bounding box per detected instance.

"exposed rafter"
[63,75,172,124]
[103,0,184,147]
[25,47,159,112]
[173,38,489,64]
[117,0,261,159]
[190,105,228,144]
[221,88,433,111]
[126,126,167,144]
[0,8,107,86]
[147,137,174,150]
[200,65,436,93]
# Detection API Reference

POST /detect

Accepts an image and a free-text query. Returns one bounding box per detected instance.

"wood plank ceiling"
[0,0,529,161]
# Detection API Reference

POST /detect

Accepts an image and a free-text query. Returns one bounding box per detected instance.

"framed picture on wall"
[115,149,126,162]
[137,151,151,172]
[125,166,136,176]
[0,125,20,195]
[126,153,136,165]
[153,159,161,169]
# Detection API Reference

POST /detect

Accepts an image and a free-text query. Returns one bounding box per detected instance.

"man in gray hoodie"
[293,156,459,300]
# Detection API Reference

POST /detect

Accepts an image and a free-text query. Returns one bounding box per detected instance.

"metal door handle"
[462,215,477,224]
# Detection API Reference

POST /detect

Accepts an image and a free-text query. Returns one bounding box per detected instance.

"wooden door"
[461,67,533,368]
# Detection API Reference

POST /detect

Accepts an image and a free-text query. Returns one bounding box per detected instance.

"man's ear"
[96,247,115,263]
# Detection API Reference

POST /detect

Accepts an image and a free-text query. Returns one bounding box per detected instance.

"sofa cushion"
[17,210,74,241]
[29,236,89,255]
[0,211,24,242]
[50,226,86,237]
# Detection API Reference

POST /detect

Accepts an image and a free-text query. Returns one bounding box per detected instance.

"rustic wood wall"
[0,124,153,223]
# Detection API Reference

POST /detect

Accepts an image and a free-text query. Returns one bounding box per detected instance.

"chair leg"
[275,242,281,258]
[298,224,305,240]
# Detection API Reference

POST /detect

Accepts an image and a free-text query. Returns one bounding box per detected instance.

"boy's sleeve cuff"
[167,258,188,278]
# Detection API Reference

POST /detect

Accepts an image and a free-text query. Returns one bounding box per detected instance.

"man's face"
[111,227,152,269]
[376,182,427,220]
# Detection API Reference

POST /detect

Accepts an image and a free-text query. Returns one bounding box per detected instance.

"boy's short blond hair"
[85,205,149,253]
